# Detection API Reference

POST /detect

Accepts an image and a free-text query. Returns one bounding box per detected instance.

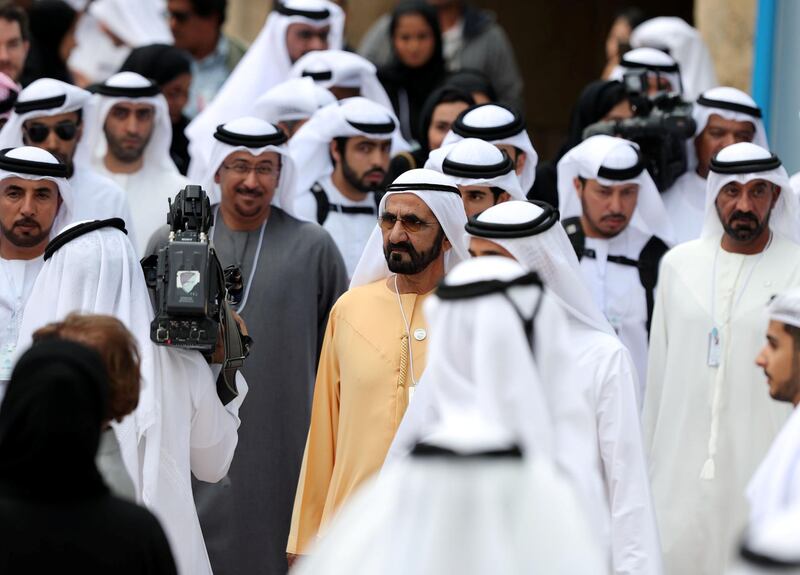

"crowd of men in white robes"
[1,1,800,575]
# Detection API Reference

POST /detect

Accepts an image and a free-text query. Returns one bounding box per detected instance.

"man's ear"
[214,170,221,184]
[442,235,452,252]
[515,150,527,176]
[773,185,782,208]
[497,191,511,205]
[329,140,341,164]
[573,176,583,197]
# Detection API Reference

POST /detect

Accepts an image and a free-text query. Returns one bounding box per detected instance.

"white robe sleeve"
[597,347,663,575]
[188,361,248,483]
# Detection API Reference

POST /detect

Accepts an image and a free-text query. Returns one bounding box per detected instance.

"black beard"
[718,207,771,242]
[383,228,445,275]
[1,218,51,248]
[341,157,386,194]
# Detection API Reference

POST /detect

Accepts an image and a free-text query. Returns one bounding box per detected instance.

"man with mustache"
[557,134,674,392]
[80,72,188,255]
[289,96,407,276]
[643,142,800,575]
[0,146,74,394]
[287,168,469,563]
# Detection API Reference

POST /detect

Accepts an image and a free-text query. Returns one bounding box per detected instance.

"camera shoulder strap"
[562,217,587,261]
[637,235,669,334]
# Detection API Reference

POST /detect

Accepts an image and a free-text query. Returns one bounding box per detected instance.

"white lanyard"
[709,233,771,328]
[212,206,267,315]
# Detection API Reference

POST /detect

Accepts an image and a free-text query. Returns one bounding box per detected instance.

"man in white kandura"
[644,142,800,575]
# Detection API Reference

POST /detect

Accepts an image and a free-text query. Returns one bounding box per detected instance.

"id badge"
[408,385,416,404]
[0,343,15,381]
[707,327,721,367]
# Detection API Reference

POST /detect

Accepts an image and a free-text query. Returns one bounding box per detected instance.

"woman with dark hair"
[20,0,78,86]
[378,1,446,144]
[530,79,633,206]
[119,44,193,174]
[0,339,177,574]
[444,68,497,105]
[386,84,474,183]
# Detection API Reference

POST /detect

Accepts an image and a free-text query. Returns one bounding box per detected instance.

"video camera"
[583,69,697,191]
[142,185,248,404]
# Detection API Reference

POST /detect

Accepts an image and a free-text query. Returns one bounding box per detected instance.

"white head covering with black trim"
[630,17,717,101]
[441,103,538,193]
[88,0,173,48]
[557,134,675,244]
[466,200,615,335]
[289,49,394,111]
[349,168,469,289]
[424,138,525,200]
[288,97,409,218]
[609,47,684,96]
[703,142,799,242]
[76,72,178,177]
[0,79,91,150]
[0,146,74,237]
[250,77,336,125]
[200,116,298,216]
[185,0,345,178]
[688,87,768,171]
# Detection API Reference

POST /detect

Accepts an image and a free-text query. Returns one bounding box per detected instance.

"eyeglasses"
[221,162,279,178]
[168,10,192,24]
[24,121,78,143]
[379,213,435,233]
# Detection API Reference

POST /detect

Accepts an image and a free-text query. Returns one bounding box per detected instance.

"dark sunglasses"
[169,10,192,23]
[24,121,78,143]
[379,213,435,233]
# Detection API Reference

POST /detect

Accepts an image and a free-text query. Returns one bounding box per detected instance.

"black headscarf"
[559,79,628,159]
[19,0,77,86]
[417,84,475,152]
[378,1,446,143]
[444,68,497,103]
[119,44,192,87]
[0,339,109,502]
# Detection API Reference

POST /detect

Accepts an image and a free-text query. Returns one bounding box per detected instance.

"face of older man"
[216,150,281,230]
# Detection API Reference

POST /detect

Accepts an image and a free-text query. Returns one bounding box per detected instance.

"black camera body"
[149,185,222,352]
[583,70,697,192]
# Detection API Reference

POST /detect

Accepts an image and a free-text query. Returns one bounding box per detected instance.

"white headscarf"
[289,49,394,111]
[441,103,539,192]
[466,200,615,335]
[0,79,91,150]
[349,168,469,288]
[199,116,299,216]
[630,17,717,101]
[688,86,769,171]
[0,147,75,238]
[702,142,800,243]
[557,134,675,243]
[185,0,344,177]
[424,138,525,200]
[288,97,408,212]
[250,77,336,124]
[411,256,555,457]
[609,47,684,96]
[88,0,173,48]
[76,72,178,177]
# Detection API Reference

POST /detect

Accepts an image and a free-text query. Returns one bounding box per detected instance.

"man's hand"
[208,311,249,364]
[286,553,301,570]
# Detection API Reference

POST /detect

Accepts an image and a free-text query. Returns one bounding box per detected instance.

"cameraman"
[14,223,247,575]
[662,87,767,244]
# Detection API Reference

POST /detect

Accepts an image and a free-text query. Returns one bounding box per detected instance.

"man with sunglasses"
[78,72,188,255]
[0,79,134,241]
[288,168,469,563]
[289,97,406,276]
